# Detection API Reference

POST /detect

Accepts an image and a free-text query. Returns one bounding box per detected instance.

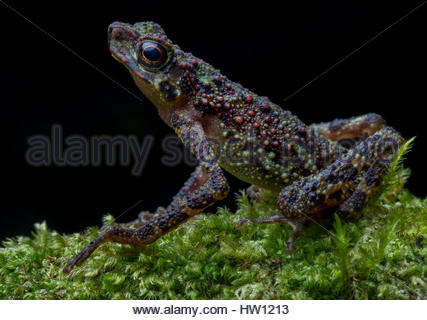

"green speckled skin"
[64,21,405,273]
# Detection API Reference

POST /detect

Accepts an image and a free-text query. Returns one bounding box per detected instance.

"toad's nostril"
[110,27,122,40]
[108,22,127,38]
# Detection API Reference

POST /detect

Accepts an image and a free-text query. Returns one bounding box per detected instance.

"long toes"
[235,218,250,229]
[63,256,80,274]
[63,263,74,274]
[286,238,295,252]
[63,233,108,274]
[63,247,91,273]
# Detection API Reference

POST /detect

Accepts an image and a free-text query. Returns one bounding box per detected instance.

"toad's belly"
[217,145,292,192]
[218,158,285,192]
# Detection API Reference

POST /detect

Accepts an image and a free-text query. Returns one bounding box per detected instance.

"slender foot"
[63,224,162,274]
[235,215,290,230]
[286,220,311,252]
[235,215,309,252]
[63,230,110,273]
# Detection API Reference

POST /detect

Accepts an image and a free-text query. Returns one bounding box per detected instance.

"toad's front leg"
[64,118,229,273]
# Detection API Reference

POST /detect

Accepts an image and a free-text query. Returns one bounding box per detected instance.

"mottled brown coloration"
[64,21,405,273]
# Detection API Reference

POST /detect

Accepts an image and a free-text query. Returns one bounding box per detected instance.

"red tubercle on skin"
[234,116,243,124]
[128,29,138,39]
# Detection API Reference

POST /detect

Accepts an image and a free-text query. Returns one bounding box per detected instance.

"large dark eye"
[138,41,169,69]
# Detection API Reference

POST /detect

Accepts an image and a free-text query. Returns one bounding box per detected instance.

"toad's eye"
[138,41,169,69]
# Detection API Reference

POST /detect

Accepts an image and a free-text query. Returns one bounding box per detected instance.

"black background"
[1,1,426,241]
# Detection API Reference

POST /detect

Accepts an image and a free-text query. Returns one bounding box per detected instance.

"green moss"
[1,139,426,299]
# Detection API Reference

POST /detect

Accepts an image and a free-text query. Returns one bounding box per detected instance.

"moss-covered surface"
[1,140,426,299]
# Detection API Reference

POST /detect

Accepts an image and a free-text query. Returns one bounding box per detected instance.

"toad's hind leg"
[310,113,386,141]
[273,127,404,249]
[235,215,310,251]
[336,158,390,218]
